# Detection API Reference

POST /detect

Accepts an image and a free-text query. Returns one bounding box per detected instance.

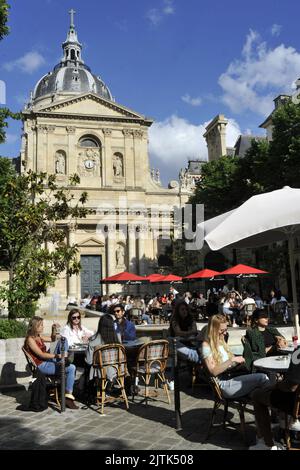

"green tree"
[0,2,22,152]
[0,0,9,40]
[189,156,239,218]
[0,160,90,318]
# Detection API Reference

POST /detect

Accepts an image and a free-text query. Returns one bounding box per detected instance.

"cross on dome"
[69,9,76,28]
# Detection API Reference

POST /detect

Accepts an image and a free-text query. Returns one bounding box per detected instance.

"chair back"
[273,301,287,314]
[92,343,127,378]
[22,346,37,375]
[136,339,169,374]
[201,364,223,401]
[244,303,256,315]
[129,308,143,325]
[293,385,300,419]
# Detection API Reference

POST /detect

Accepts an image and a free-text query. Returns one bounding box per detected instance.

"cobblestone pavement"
[0,373,257,451]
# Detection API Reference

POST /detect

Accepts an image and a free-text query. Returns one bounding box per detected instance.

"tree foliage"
[0,159,90,318]
[190,101,300,217]
[0,108,22,145]
[0,0,9,41]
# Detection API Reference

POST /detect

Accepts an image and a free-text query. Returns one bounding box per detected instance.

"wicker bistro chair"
[22,347,61,408]
[128,308,143,325]
[131,340,171,405]
[203,366,254,445]
[282,385,300,450]
[273,301,289,324]
[92,343,129,415]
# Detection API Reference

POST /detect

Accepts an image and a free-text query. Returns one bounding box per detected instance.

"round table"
[278,342,299,354]
[253,355,291,373]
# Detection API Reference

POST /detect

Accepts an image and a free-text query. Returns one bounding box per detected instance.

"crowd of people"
[23,283,298,449]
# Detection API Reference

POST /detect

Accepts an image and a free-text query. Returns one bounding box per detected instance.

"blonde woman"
[24,316,78,409]
[202,314,269,399]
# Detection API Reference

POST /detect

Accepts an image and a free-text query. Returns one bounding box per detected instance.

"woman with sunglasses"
[201,314,269,399]
[61,309,94,347]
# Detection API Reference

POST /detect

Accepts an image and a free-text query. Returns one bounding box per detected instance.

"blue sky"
[1,0,300,184]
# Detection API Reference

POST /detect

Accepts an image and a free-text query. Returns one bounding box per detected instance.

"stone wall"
[0,338,30,387]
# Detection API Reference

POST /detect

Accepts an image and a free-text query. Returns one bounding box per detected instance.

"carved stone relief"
[77,148,101,177]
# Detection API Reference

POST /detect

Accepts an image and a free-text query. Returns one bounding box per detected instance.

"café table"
[68,343,88,368]
[253,355,291,373]
[278,342,299,354]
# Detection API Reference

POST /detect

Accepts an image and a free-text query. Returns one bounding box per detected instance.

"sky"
[1,0,300,185]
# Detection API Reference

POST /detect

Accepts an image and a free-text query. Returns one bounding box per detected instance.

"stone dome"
[33,64,112,101]
[31,11,112,104]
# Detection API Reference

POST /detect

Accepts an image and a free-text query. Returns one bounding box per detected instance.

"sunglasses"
[114,309,122,313]
[71,315,80,320]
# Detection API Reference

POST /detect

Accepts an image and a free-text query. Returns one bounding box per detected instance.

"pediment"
[36,93,148,120]
[78,237,105,248]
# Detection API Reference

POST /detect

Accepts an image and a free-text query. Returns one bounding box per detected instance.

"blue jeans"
[38,339,76,393]
[219,372,269,399]
[176,340,201,364]
[142,313,152,324]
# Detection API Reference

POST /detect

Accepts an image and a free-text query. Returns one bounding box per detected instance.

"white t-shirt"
[242,298,256,306]
[60,324,94,346]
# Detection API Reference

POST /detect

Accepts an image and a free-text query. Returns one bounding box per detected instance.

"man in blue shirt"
[111,303,136,342]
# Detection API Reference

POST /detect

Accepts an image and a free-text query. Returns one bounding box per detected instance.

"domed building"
[21,12,192,303]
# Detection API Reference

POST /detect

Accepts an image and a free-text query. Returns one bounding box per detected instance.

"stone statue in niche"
[113,154,123,177]
[55,151,66,174]
[116,244,125,267]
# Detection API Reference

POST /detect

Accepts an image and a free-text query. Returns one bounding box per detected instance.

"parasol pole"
[288,234,300,339]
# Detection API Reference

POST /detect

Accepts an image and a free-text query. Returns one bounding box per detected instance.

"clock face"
[84,159,94,169]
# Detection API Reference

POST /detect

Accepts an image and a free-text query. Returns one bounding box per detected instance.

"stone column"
[138,224,148,276]
[102,128,112,187]
[128,225,137,273]
[106,224,116,294]
[68,223,78,299]
[133,129,144,188]
[66,126,76,175]
[123,129,134,188]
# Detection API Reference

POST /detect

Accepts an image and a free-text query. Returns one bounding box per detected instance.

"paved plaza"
[0,374,255,451]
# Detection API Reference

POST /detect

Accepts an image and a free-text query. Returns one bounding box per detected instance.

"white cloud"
[6,133,19,144]
[271,24,282,37]
[181,94,202,107]
[3,51,46,74]
[219,29,300,116]
[146,0,175,26]
[163,0,175,15]
[148,115,241,166]
[146,9,162,26]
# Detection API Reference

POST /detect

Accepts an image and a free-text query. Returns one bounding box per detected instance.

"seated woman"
[169,301,201,364]
[243,309,287,370]
[24,316,78,409]
[60,309,94,347]
[85,314,123,399]
[202,314,269,399]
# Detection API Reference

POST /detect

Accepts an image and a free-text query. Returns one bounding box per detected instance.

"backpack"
[28,369,49,412]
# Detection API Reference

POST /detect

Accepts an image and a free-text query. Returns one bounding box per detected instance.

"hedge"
[0,319,27,339]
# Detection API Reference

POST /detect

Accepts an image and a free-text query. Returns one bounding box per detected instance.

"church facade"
[20,13,191,302]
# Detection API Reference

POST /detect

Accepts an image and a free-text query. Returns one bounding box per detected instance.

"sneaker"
[249,442,271,450]
[168,380,174,391]
[289,419,300,431]
[270,443,285,450]
[232,323,239,328]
